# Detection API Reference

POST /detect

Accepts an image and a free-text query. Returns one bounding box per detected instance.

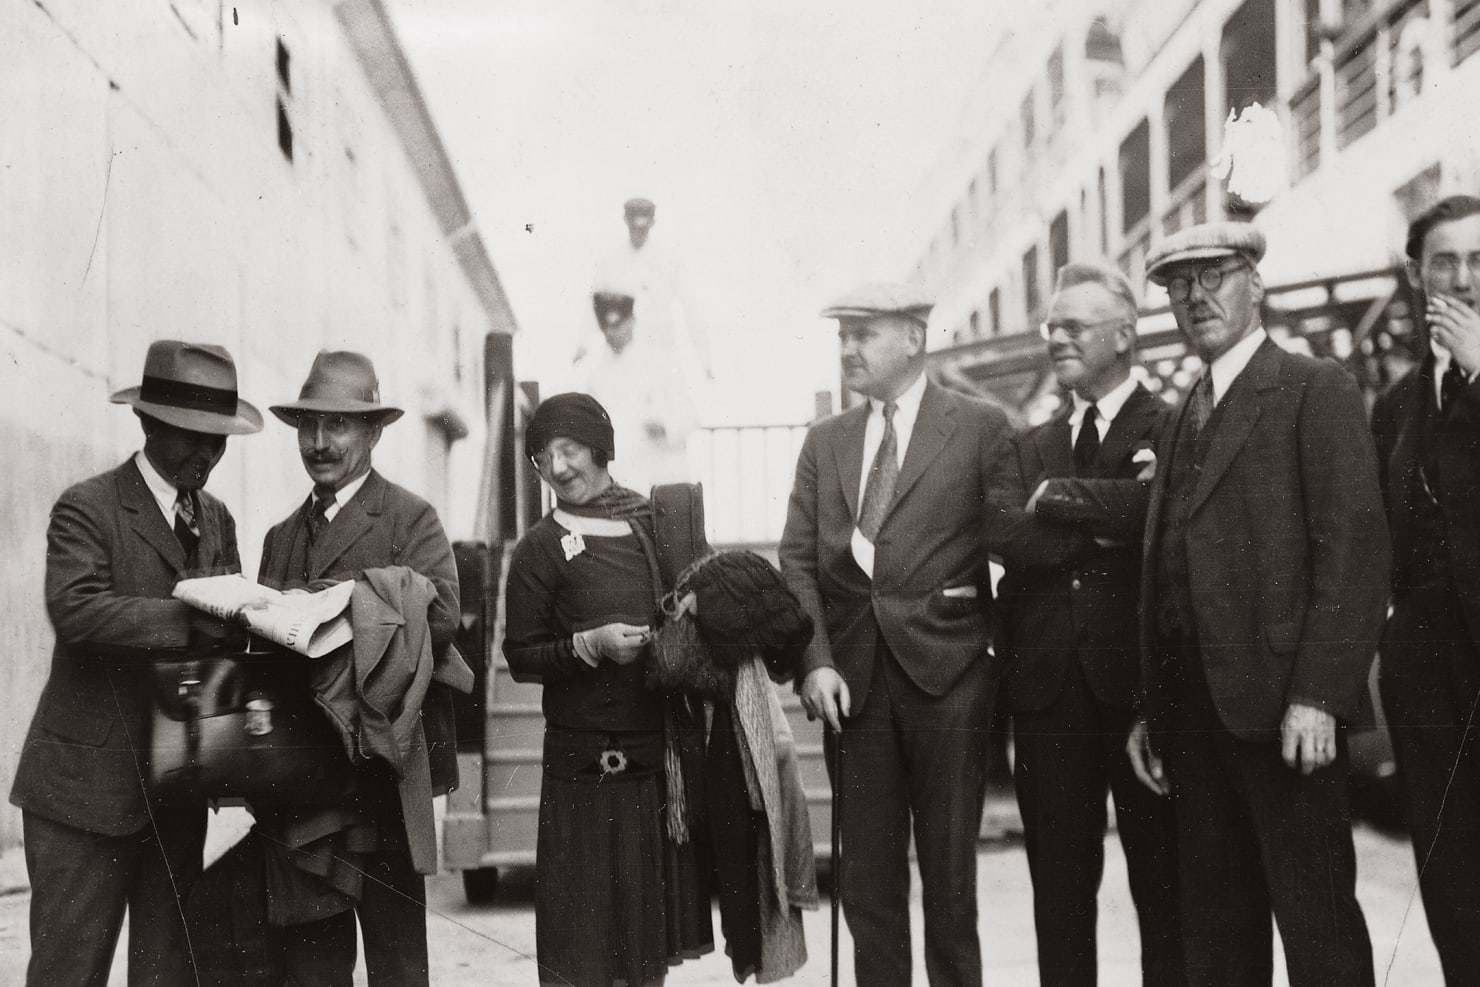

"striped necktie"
[306,488,336,544]
[857,401,899,541]
[173,489,199,559]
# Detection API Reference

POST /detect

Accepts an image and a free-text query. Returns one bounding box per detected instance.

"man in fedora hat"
[257,349,459,986]
[11,339,260,986]
[779,282,1011,986]
[1129,222,1388,985]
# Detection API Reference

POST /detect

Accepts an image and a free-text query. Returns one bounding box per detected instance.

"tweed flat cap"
[1145,222,1267,285]
[819,282,934,327]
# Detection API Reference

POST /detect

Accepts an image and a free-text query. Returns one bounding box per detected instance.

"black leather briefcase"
[150,650,355,804]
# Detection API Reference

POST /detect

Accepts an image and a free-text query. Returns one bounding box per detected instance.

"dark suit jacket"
[259,468,462,792]
[1372,357,1480,638]
[990,384,1169,712]
[1139,340,1390,739]
[10,458,241,835]
[779,379,1011,697]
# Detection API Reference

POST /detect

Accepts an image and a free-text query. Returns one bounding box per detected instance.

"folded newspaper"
[172,573,354,658]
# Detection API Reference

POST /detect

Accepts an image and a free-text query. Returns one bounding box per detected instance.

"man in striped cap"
[1131,221,1387,986]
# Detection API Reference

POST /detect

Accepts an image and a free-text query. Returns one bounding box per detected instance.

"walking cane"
[829,726,843,987]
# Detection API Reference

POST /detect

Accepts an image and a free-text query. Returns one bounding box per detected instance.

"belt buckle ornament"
[598,748,628,776]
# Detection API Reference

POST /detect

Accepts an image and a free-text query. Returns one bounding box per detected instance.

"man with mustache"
[987,261,1184,985]
[780,283,1010,986]
[257,350,460,986]
[11,340,260,986]
[1370,194,1480,982]
[1129,222,1389,986]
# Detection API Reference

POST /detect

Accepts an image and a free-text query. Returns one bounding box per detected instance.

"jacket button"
[1071,578,1082,591]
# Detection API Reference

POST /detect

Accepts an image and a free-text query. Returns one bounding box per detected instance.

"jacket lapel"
[1096,384,1159,474]
[1388,369,1424,504]
[1190,340,1281,515]
[309,470,382,579]
[118,459,188,575]
[1034,405,1076,480]
[831,404,870,524]
[1144,387,1194,570]
[889,381,957,513]
[192,494,227,572]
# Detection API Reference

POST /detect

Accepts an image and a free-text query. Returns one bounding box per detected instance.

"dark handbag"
[150,650,355,804]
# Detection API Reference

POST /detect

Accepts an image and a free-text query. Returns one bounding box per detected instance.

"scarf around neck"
[556,482,649,521]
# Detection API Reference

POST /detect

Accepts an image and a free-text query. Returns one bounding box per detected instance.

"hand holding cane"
[830,725,843,987]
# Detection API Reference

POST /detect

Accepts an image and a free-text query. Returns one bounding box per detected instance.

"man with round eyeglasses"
[1129,221,1389,986]
[1370,194,1480,982]
[1163,257,1250,303]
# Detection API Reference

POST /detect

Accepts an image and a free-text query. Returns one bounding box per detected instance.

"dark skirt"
[536,728,713,987]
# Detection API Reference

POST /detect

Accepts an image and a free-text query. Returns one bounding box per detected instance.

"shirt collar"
[1070,373,1137,427]
[319,469,371,507]
[134,450,180,522]
[868,368,927,422]
[1208,326,1268,404]
[1432,341,1453,377]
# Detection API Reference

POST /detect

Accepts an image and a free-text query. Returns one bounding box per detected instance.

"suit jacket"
[10,458,241,835]
[259,469,462,792]
[779,379,1011,697]
[1139,340,1390,738]
[1372,357,1480,639]
[990,384,1168,712]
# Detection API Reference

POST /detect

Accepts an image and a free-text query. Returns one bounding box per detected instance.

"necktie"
[173,490,199,559]
[1441,362,1467,414]
[1074,403,1100,475]
[306,488,336,544]
[857,401,899,541]
[1190,373,1214,434]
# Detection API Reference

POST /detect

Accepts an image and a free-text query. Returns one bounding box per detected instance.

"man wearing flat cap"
[1128,222,1389,985]
[780,282,1010,986]
[257,350,461,986]
[11,339,260,986]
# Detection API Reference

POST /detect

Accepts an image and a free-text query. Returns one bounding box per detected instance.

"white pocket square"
[942,585,979,599]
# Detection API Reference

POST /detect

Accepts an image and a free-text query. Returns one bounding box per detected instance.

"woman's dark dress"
[504,513,712,986]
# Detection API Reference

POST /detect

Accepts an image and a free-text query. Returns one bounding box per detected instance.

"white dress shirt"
[134,451,182,528]
[1068,372,1139,446]
[1430,342,1477,407]
[1207,327,1269,406]
[317,470,370,524]
[851,369,928,577]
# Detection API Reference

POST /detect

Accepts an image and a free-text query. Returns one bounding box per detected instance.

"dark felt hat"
[526,392,616,460]
[110,340,263,435]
